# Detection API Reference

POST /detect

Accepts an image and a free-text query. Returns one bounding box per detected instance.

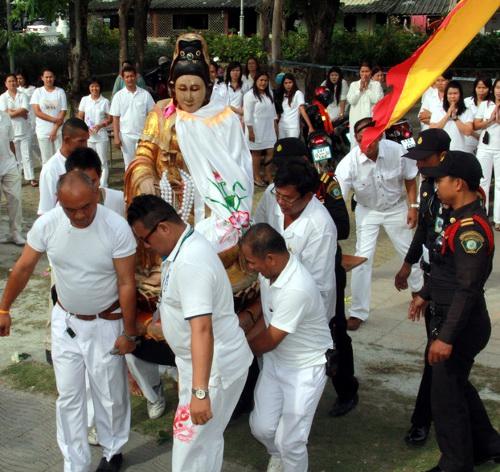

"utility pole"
[6,0,15,72]
[239,0,244,36]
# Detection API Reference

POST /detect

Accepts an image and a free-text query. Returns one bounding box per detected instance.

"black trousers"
[330,259,358,402]
[432,308,500,471]
[410,303,433,428]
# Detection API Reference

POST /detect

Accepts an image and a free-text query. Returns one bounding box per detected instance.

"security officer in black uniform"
[394,129,451,446]
[409,151,500,472]
[274,138,359,417]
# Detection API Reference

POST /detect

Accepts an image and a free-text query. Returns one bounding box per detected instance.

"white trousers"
[250,356,327,472]
[38,134,63,165]
[349,203,423,321]
[120,134,138,170]
[278,126,300,139]
[88,140,110,187]
[14,136,35,180]
[51,304,130,472]
[172,371,247,472]
[476,147,500,222]
[125,353,161,403]
[0,167,22,235]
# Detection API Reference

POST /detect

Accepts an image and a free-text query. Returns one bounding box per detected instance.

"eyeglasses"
[270,186,302,205]
[138,218,167,244]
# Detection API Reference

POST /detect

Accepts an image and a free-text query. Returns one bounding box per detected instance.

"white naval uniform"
[159,226,253,472]
[109,86,155,169]
[30,86,67,163]
[27,205,136,472]
[278,90,305,139]
[255,189,337,321]
[250,255,333,472]
[336,139,423,322]
[0,90,35,180]
[475,100,500,221]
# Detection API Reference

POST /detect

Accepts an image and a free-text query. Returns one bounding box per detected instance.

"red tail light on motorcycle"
[311,135,327,145]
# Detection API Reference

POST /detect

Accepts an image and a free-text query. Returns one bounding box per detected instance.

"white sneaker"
[266,456,284,472]
[147,386,166,419]
[12,232,26,246]
[87,426,99,446]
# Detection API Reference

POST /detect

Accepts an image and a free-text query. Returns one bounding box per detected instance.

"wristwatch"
[192,388,209,400]
[409,203,419,209]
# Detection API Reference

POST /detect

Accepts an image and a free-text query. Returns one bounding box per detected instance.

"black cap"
[423,150,483,189]
[273,138,308,160]
[403,128,451,160]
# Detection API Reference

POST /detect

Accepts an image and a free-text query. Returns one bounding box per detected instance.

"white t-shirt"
[103,188,125,217]
[430,106,474,151]
[27,205,136,314]
[0,90,30,138]
[279,90,305,131]
[38,150,67,215]
[476,100,500,151]
[109,87,155,138]
[17,85,36,129]
[0,112,18,176]
[78,95,111,143]
[259,255,333,369]
[464,96,480,153]
[419,87,442,131]
[159,227,253,388]
[30,87,67,138]
[321,79,349,120]
[255,191,337,320]
[336,139,418,211]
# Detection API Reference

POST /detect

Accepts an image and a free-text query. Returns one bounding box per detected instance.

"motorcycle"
[385,119,416,150]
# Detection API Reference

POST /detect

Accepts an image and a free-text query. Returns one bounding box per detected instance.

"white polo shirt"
[78,95,111,143]
[38,150,67,215]
[476,100,500,151]
[30,86,67,138]
[279,90,305,130]
[109,87,155,139]
[0,90,30,138]
[336,139,417,211]
[103,188,125,217]
[255,190,337,320]
[27,205,136,314]
[259,255,333,369]
[159,226,253,388]
[430,106,474,151]
[0,112,17,176]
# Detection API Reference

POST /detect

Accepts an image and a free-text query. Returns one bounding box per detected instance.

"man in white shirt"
[0,110,25,246]
[0,74,36,186]
[30,68,67,164]
[240,223,333,472]
[254,149,337,321]
[0,171,138,472]
[110,65,155,170]
[127,194,252,472]
[336,118,423,330]
[346,63,384,148]
[38,118,89,215]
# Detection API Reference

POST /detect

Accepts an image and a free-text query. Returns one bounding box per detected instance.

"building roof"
[90,0,258,12]
[341,0,454,15]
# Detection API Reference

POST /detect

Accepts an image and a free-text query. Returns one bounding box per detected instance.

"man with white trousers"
[241,223,333,472]
[0,171,138,472]
[336,118,423,330]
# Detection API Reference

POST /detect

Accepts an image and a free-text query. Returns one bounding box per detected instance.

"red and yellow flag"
[361,0,500,151]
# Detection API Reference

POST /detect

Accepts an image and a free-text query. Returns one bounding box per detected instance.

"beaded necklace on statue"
[159,170,195,223]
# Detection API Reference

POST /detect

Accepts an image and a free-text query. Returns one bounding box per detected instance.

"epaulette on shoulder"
[460,217,475,227]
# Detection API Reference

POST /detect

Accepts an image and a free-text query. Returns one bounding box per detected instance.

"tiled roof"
[341,0,454,15]
[90,0,258,11]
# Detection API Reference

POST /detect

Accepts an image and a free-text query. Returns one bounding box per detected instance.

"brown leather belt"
[57,300,122,321]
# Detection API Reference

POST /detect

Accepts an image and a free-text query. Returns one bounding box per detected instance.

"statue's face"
[174,75,206,113]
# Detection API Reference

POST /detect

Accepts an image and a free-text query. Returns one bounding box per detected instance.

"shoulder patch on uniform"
[460,221,475,227]
[459,230,484,254]
[326,179,343,200]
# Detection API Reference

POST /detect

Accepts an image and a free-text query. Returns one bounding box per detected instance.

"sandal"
[254,179,267,188]
[30,180,39,187]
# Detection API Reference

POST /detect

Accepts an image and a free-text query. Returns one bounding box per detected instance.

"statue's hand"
[138,177,157,196]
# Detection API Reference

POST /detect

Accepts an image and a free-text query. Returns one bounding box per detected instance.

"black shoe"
[405,424,430,446]
[96,453,123,472]
[329,393,359,417]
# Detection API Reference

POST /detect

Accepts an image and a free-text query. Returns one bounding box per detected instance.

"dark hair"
[41,68,55,76]
[472,76,492,106]
[443,80,466,116]
[441,69,453,81]
[354,117,375,134]
[225,62,242,90]
[493,78,500,96]
[252,71,273,103]
[359,61,372,71]
[56,170,95,195]
[127,194,182,229]
[4,73,17,83]
[240,223,287,259]
[15,70,31,86]
[273,155,319,196]
[278,73,299,107]
[88,76,103,90]
[325,66,343,106]
[122,60,132,68]
[62,117,89,137]
[66,147,102,177]
[244,56,260,79]
[121,65,136,76]
[371,66,383,78]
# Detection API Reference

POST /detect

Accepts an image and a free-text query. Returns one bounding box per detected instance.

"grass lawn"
[2,359,499,471]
